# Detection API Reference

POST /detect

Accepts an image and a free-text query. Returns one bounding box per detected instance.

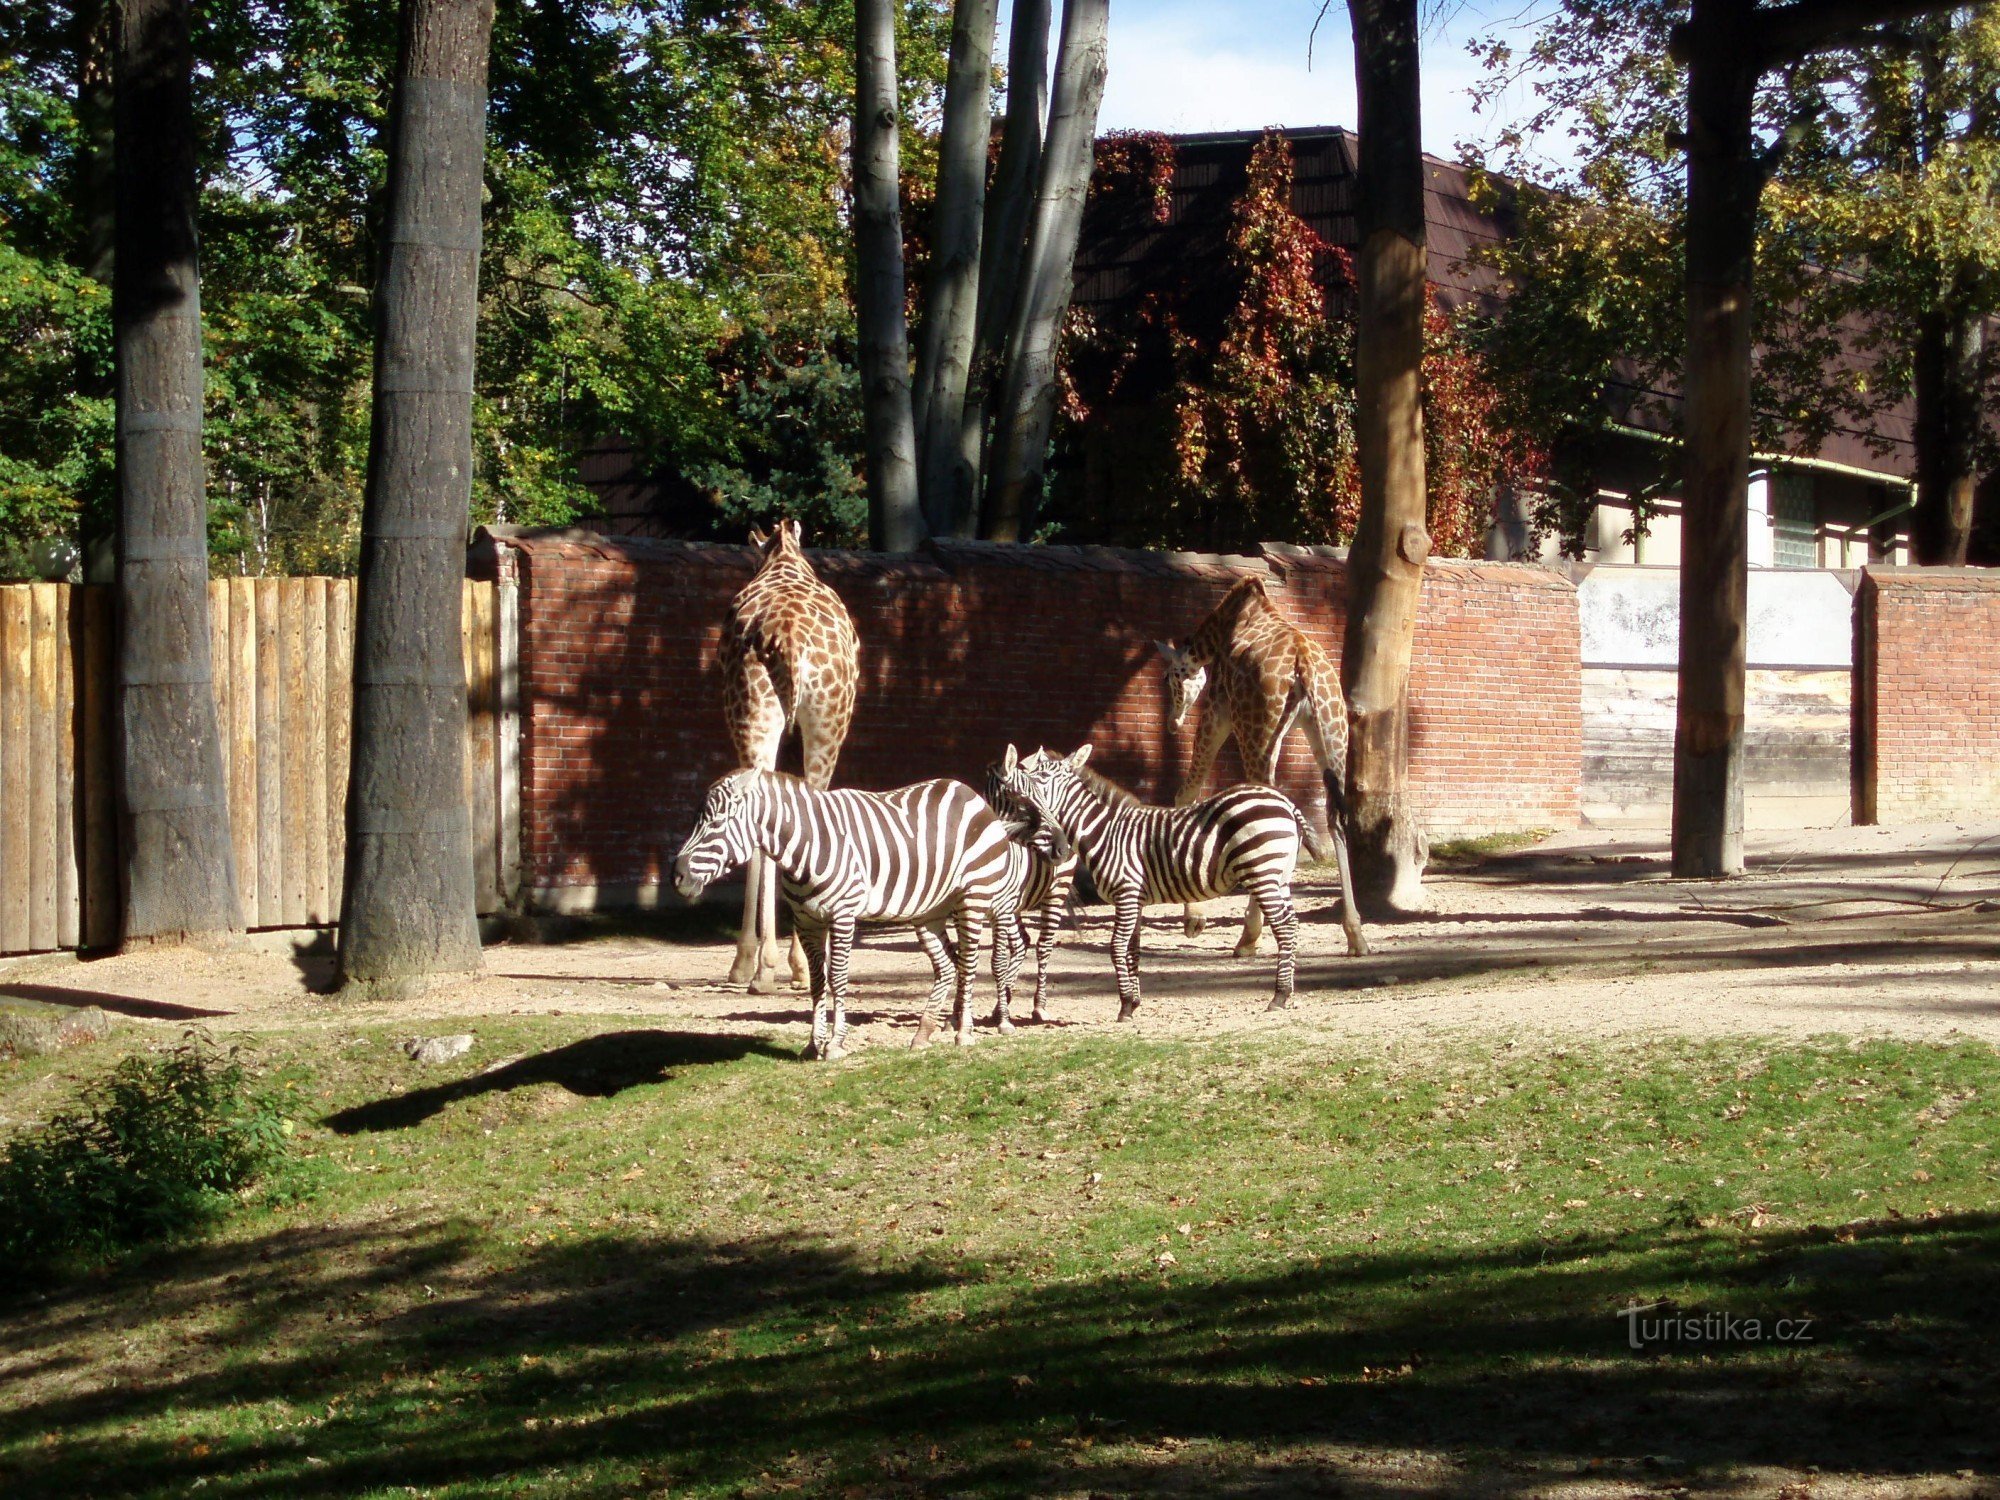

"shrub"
[0,1033,293,1272]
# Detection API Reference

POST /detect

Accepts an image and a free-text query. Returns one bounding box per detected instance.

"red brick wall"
[1855,569,2000,823]
[489,532,1581,906]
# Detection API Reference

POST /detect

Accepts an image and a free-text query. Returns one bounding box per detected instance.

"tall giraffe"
[720,520,860,991]
[1155,576,1368,958]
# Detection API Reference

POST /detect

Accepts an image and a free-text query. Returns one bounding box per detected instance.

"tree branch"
[1667,0,1960,67]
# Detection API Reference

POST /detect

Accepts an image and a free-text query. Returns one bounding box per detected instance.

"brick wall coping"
[473,525,1576,593]
[1861,566,2000,591]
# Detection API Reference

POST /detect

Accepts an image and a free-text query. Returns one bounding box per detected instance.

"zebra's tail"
[1289,794,1332,863]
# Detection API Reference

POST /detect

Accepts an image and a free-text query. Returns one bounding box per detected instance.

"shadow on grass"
[323,1030,793,1135]
[3,1207,1997,1497]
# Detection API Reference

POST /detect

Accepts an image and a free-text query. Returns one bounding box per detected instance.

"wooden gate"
[0,578,514,954]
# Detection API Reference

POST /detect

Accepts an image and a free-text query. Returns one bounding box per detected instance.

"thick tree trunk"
[914,0,1000,538]
[112,0,241,945]
[980,0,1108,542]
[1911,303,1981,564]
[853,0,925,553]
[959,0,1050,527]
[1671,0,1760,880]
[337,0,493,987]
[1339,0,1428,915]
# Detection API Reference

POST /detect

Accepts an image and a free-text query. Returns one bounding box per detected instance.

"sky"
[1056,0,1563,167]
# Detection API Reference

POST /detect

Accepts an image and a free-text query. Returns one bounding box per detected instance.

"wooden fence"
[0,578,515,955]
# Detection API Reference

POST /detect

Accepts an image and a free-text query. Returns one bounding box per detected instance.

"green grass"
[3,1020,1998,1496]
[1426,828,1557,869]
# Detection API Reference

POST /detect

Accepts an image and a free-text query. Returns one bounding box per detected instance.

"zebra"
[973,747,1080,1029]
[672,769,1020,1058]
[1004,744,1329,1019]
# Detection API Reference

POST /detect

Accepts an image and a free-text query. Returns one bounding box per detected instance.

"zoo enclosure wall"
[481,531,1584,913]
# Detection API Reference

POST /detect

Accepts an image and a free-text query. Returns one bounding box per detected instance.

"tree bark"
[981,0,1108,542]
[112,0,241,946]
[853,0,925,553]
[914,0,1000,538]
[1671,0,1761,880]
[1911,302,1982,565]
[959,0,1050,531]
[337,0,493,987]
[1339,0,1429,915]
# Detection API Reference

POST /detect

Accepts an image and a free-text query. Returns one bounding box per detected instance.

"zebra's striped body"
[1006,745,1310,1018]
[980,746,1081,1028]
[673,770,1019,1057]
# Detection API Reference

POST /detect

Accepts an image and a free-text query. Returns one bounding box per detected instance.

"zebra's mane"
[1072,763,1145,807]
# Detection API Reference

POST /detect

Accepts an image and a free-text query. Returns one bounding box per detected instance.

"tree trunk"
[853,0,925,553]
[337,0,493,987]
[1339,0,1429,916]
[112,0,241,945]
[1671,0,1760,880]
[959,0,1050,530]
[980,0,1108,542]
[914,0,1000,538]
[1911,301,1982,566]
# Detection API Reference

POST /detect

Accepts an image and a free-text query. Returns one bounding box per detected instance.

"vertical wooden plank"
[495,565,522,907]
[229,577,259,927]
[28,584,60,950]
[80,586,117,948]
[466,580,498,911]
[326,579,353,918]
[0,589,31,952]
[255,578,283,925]
[281,576,308,927]
[55,585,79,949]
[208,581,230,799]
[301,579,329,923]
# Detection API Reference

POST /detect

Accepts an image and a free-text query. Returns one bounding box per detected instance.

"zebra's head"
[1154,640,1207,731]
[673,769,763,901]
[1010,744,1089,818]
[984,743,1033,818]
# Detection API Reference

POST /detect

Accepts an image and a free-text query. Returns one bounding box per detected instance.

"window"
[1772,471,1817,568]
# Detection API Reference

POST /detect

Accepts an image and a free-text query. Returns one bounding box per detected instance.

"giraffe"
[720,519,860,991]
[1154,575,1368,958]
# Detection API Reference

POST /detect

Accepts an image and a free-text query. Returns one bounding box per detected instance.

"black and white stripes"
[673,770,1019,1058]
[1006,744,1310,1019]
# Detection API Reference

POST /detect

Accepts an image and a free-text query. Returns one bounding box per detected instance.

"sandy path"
[6,822,1999,1052]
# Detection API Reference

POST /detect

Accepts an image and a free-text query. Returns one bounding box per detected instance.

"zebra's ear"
[1070,743,1093,768]
[1001,743,1018,774]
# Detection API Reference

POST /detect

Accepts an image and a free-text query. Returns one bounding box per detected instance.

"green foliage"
[0,1,953,575]
[0,1033,294,1273]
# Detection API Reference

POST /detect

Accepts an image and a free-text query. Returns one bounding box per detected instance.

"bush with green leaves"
[0,1033,294,1271]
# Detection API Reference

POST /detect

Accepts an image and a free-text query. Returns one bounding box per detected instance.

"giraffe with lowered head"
[1155,575,1368,958]
[720,520,860,990]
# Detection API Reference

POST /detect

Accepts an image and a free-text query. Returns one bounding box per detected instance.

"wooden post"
[255,576,283,924]
[0,590,30,952]
[494,553,522,907]
[29,584,60,951]
[228,575,258,925]
[326,578,353,906]
[56,586,80,949]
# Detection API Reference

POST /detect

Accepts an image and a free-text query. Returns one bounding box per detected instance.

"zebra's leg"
[952,908,985,1046]
[1233,723,1291,959]
[1179,710,1230,937]
[1251,880,1299,1011]
[988,911,1024,1034]
[1030,906,1055,1023]
[1111,889,1143,1021]
[822,916,856,1060]
[913,925,955,1047]
[797,921,829,1059]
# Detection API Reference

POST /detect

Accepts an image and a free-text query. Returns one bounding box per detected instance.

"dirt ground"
[6,821,2000,1050]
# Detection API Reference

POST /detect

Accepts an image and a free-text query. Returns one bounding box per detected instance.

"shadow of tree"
[323,1030,793,1135]
[3,1206,1997,1497]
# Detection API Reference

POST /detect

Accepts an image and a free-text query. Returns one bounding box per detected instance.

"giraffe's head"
[748,518,805,564]
[673,769,764,901]
[1153,640,1207,731]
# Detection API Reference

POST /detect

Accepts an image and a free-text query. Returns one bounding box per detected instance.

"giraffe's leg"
[1303,711,1369,958]
[1111,889,1143,1021]
[953,908,985,1046]
[730,855,764,986]
[818,916,855,1060]
[729,700,786,987]
[797,921,829,1058]
[1251,879,1299,1011]
[794,691,851,991]
[747,855,789,995]
[1179,710,1231,938]
[913,926,955,1047]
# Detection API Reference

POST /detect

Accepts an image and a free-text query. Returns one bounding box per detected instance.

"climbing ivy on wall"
[1045,131,1543,557]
